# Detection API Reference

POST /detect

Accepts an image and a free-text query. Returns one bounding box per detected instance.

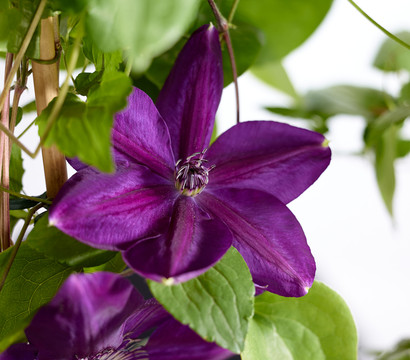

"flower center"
[174,149,215,197]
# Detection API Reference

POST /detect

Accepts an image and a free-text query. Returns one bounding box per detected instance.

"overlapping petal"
[49,164,177,250]
[25,272,142,360]
[197,188,316,297]
[113,87,175,179]
[0,344,37,360]
[145,318,232,360]
[123,196,232,283]
[207,121,331,204]
[156,24,223,160]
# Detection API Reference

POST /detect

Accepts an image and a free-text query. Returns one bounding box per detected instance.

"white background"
[217,0,410,358]
[1,0,410,358]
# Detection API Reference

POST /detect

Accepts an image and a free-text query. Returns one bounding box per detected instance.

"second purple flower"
[50,24,331,297]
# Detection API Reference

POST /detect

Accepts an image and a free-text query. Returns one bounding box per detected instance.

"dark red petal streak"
[123,196,232,283]
[197,188,315,297]
[156,24,223,160]
[207,121,331,204]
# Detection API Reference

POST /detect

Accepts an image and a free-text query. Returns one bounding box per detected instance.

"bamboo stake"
[32,17,67,198]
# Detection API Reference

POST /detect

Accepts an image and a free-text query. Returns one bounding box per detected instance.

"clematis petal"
[113,88,175,179]
[123,196,232,283]
[144,318,232,360]
[122,298,170,339]
[49,164,177,250]
[25,272,143,360]
[207,121,331,204]
[156,24,223,160]
[197,188,315,297]
[0,343,38,360]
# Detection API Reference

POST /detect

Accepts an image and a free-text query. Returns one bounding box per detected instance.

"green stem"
[0,0,47,116]
[0,203,44,293]
[228,0,240,24]
[207,0,241,123]
[347,0,410,51]
[0,185,52,205]
[17,118,36,139]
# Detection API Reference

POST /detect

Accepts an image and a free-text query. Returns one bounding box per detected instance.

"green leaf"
[74,70,103,96]
[303,85,390,119]
[375,126,397,216]
[242,281,357,360]
[86,0,200,73]
[9,144,24,193]
[26,214,117,268]
[378,339,410,360]
[10,192,47,210]
[365,106,410,147]
[233,0,333,64]
[222,24,263,86]
[252,61,298,99]
[397,139,410,158]
[148,247,254,353]
[82,35,123,71]
[37,70,132,172]
[49,0,89,14]
[0,242,73,351]
[373,31,410,72]
[84,252,126,274]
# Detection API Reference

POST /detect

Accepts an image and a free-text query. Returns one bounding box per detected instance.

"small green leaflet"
[242,281,357,360]
[0,242,73,351]
[149,247,254,353]
[37,70,132,172]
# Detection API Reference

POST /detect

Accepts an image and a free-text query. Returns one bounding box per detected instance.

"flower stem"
[347,0,410,51]
[0,185,52,205]
[0,54,13,252]
[207,0,241,124]
[32,16,68,198]
[0,203,44,293]
[228,0,240,24]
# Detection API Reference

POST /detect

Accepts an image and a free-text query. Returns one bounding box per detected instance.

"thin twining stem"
[0,185,52,205]
[0,19,83,159]
[347,0,410,51]
[228,0,240,24]
[0,0,47,114]
[0,202,44,292]
[207,0,240,124]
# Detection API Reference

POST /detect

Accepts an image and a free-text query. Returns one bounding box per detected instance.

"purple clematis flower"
[0,272,232,360]
[49,24,331,297]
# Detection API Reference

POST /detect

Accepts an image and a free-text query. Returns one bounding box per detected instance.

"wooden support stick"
[32,17,67,198]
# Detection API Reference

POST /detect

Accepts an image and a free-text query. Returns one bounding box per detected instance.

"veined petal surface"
[207,121,331,204]
[197,188,315,297]
[123,196,232,283]
[113,88,175,179]
[26,272,143,360]
[156,24,223,160]
[49,165,177,250]
[0,344,38,360]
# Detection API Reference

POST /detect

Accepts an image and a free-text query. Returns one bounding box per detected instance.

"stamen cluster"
[175,149,215,197]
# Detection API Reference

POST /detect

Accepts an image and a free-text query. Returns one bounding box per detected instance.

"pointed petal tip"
[322,138,330,147]
[304,286,311,294]
[162,277,175,286]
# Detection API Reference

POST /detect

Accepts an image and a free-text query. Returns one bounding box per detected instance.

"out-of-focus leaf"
[149,247,254,353]
[252,61,298,99]
[373,31,410,72]
[375,126,397,216]
[9,192,47,210]
[242,281,357,360]
[21,100,37,113]
[230,0,333,64]
[10,144,24,193]
[222,24,263,86]
[7,0,46,58]
[86,0,200,73]
[378,339,410,360]
[27,214,117,268]
[82,35,123,71]
[0,242,73,352]
[10,209,27,234]
[365,106,410,147]
[49,0,89,14]
[84,252,126,274]
[37,70,132,172]
[303,85,390,119]
[73,70,103,96]
[397,139,410,158]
